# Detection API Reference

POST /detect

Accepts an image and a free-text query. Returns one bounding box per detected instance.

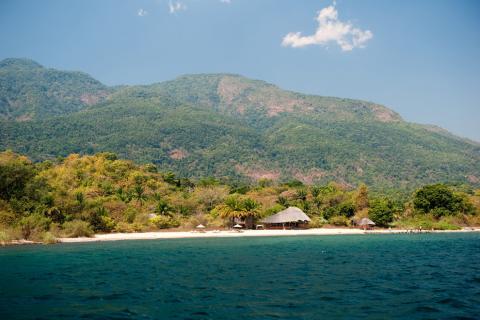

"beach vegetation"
[0,151,478,240]
[61,220,93,237]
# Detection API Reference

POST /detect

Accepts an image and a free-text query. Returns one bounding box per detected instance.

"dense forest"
[1,58,479,191]
[0,151,478,244]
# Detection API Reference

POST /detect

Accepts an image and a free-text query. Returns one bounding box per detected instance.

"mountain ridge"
[1,58,479,190]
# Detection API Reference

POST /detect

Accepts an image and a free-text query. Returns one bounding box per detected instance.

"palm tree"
[213,195,260,228]
[133,184,147,205]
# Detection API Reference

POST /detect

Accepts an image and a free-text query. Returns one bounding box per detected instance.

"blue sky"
[1,0,479,141]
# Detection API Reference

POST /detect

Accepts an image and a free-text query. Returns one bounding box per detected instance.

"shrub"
[114,222,137,233]
[433,221,461,230]
[18,214,51,240]
[0,228,19,245]
[41,232,58,244]
[338,202,355,218]
[62,220,93,237]
[124,207,138,223]
[87,207,115,232]
[309,216,327,228]
[150,215,180,229]
[328,215,350,226]
[394,215,435,230]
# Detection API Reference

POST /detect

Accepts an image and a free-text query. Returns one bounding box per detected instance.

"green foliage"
[18,213,51,240]
[0,58,108,120]
[328,216,350,226]
[150,215,180,229]
[1,61,479,193]
[41,232,58,244]
[87,207,115,233]
[61,220,93,237]
[155,199,173,216]
[0,151,36,200]
[368,198,397,227]
[0,150,478,240]
[395,215,462,230]
[309,216,327,228]
[414,184,474,216]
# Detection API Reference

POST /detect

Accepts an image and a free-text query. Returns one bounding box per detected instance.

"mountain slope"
[0,59,478,190]
[0,58,110,120]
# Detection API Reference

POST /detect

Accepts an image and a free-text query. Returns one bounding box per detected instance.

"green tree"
[155,199,173,216]
[0,151,36,200]
[369,198,395,227]
[413,184,472,216]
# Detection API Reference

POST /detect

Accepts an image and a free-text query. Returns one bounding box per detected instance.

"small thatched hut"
[261,207,311,229]
[358,218,375,230]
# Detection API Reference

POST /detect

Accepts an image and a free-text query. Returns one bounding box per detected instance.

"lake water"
[1,233,479,319]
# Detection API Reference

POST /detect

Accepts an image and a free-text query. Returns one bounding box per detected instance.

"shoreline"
[57,227,480,244]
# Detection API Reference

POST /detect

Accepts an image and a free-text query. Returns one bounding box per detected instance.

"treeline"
[0,151,479,244]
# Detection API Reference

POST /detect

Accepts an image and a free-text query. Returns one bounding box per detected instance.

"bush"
[309,216,327,228]
[150,215,180,229]
[124,207,138,223]
[18,214,51,240]
[41,232,58,244]
[87,207,115,232]
[62,220,93,237]
[431,207,452,219]
[0,228,19,245]
[114,222,145,233]
[328,215,350,226]
[434,221,461,230]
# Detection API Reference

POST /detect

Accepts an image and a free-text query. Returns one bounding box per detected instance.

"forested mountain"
[1,58,479,191]
[0,58,110,120]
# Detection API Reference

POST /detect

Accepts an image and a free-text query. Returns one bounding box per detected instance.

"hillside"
[0,58,479,190]
[0,58,110,120]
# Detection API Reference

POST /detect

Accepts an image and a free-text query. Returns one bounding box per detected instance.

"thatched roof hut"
[358,218,375,226]
[261,207,311,224]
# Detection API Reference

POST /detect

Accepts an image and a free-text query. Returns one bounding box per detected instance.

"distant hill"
[1,58,479,190]
[0,58,110,120]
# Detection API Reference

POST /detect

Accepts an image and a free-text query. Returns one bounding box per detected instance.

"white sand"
[59,227,480,243]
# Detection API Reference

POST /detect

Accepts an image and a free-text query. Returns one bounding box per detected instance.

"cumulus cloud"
[169,0,187,14]
[137,8,148,17]
[282,4,373,51]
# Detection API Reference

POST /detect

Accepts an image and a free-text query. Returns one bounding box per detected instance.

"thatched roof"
[358,218,375,226]
[261,207,311,224]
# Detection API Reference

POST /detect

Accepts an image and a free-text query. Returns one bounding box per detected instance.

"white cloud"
[169,0,187,14]
[220,0,231,3]
[282,4,373,51]
[137,8,148,17]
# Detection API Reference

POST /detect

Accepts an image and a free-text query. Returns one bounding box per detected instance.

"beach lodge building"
[260,207,311,229]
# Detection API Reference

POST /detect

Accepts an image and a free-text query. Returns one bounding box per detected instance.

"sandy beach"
[58,227,480,243]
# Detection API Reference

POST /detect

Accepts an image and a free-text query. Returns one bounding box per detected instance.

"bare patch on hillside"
[217,76,250,106]
[80,91,109,106]
[293,168,327,184]
[249,87,312,117]
[235,164,280,181]
[16,114,33,121]
[370,104,401,122]
[467,175,479,184]
[217,76,313,116]
[169,149,189,160]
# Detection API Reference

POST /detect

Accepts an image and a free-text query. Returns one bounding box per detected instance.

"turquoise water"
[1,233,479,319]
